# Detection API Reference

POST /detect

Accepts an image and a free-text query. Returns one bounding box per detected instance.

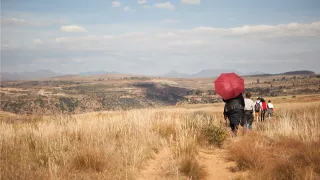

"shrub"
[227,135,268,170]
[227,133,320,179]
[72,148,106,172]
[178,156,206,180]
[200,125,228,147]
[152,122,177,140]
[58,97,79,112]
[183,111,227,147]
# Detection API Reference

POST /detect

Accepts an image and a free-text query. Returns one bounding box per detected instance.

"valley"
[1,71,319,115]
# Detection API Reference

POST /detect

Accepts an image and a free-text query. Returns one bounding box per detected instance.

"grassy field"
[1,94,320,180]
[1,73,319,115]
[228,101,320,180]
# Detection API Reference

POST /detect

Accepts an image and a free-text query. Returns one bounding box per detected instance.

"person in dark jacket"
[223,93,245,136]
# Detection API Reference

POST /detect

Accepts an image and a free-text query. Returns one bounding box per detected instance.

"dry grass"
[258,102,320,141]
[227,102,320,180]
[163,111,227,180]
[0,108,226,180]
[1,110,163,179]
[228,135,320,180]
[3,95,317,180]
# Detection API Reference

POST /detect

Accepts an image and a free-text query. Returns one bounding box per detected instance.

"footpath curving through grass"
[0,109,228,180]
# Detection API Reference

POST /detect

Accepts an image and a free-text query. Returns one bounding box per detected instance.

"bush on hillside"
[57,97,79,112]
[179,156,206,180]
[200,124,228,147]
[182,111,228,147]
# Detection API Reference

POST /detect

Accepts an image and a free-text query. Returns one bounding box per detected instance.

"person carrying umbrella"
[214,73,245,137]
[223,93,245,136]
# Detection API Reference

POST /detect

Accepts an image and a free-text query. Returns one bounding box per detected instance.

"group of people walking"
[223,92,274,136]
[254,97,274,122]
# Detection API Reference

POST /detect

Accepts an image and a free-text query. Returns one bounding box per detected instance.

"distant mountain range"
[78,71,119,76]
[282,70,316,75]
[0,70,117,81]
[163,69,267,78]
[1,70,65,81]
[0,69,316,81]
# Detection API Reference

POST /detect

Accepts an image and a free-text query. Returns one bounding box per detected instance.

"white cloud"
[155,32,179,38]
[169,40,203,46]
[2,17,27,24]
[181,0,200,4]
[3,21,320,74]
[119,32,146,37]
[7,21,319,51]
[123,6,131,11]
[55,35,114,44]
[153,2,175,10]
[112,1,121,7]
[182,22,320,37]
[137,0,147,4]
[163,19,179,23]
[60,25,87,33]
[52,22,320,50]
[1,17,49,26]
[32,39,43,45]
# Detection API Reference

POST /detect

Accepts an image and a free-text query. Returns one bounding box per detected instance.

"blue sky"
[1,0,320,75]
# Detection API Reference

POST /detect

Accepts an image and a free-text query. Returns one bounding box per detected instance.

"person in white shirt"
[242,92,255,129]
[267,100,274,120]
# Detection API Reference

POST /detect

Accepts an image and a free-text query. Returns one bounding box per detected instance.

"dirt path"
[199,147,247,180]
[136,147,174,180]
[137,144,247,180]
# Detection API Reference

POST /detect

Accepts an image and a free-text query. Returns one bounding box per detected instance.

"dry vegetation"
[1,73,319,115]
[227,102,320,180]
[0,108,229,180]
[1,94,320,180]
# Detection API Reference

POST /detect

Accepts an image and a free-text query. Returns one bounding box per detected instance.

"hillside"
[163,69,317,78]
[1,73,319,115]
[0,77,194,115]
[1,97,320,180]
[2,69,317,81]
[189,69,240,78]
[0,70,122,81]
[1,69,64,81]
[163,69,240,78]
[282,70,316,75]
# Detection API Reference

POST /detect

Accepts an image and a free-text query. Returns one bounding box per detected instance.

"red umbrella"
[214,72,244,100]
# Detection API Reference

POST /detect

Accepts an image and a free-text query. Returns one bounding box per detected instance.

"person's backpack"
[254,102,261,112]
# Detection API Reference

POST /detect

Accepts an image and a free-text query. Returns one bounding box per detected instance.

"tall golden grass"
[262,102,320,141]
[228,102,320,180]
[0,109,227,180]
[2,99,319,180]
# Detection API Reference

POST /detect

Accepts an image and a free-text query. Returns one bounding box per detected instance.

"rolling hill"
[1,69,316,81]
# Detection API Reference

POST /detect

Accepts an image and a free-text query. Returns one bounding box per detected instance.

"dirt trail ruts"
[137,145,247,180]
[199,147,247,180]
[136,147,175,180]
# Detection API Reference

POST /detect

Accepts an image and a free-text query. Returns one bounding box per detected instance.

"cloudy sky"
[1,0,320,75]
